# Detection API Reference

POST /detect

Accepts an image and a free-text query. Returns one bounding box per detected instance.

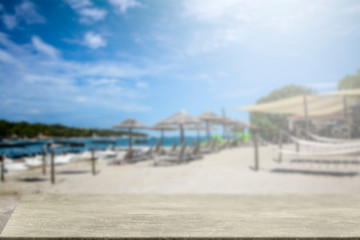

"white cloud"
[136,81,148,88]
[32,36,60,59]
[0,49,18,64]
[182,0,328,30]
[15,0,45,24]
[307,82,338,91]
[78,8,107,23]
[2,14,17,29]
[108,0,142,14]
[1,0,45,29]
[64,0,107,23]
[83,32,107,49]
[0,33,170,118]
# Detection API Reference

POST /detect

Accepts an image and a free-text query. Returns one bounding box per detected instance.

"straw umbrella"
[112,118,147,149]
[184,123,217,141]
[210,116,238,139]
[198,111,222,141]
[160,110,201,144]
[151,122,177,145]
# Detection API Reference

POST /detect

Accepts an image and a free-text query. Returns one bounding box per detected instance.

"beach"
[1,145,360,232]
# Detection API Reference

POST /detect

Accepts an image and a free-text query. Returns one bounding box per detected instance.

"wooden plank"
[2,194,360,239]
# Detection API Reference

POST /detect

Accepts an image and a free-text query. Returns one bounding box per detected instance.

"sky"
[1,0,360,133]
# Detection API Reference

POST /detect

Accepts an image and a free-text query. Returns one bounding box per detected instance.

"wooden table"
[2,194,360,239]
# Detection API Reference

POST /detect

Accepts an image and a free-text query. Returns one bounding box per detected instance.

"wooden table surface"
[1,194,360,239]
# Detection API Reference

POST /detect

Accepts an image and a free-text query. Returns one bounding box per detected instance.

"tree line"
[0,120,146,139]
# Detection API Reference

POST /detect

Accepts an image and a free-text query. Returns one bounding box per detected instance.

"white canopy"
[234,94,357,116]
[323,88,360,96]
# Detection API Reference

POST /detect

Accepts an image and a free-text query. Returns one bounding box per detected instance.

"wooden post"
[50,150,55,184]
[303,95,310,139]
[343,96,348,119]
[252,129,259,171]
[206,120,210,142]
[180,124,184,144]
[278,129,283,162]
[91,148,96,175]
[1,153,5,182]
[129,128,132,149]
[42,149,46,175]
[161,130,164,146]
[343,96,350,138]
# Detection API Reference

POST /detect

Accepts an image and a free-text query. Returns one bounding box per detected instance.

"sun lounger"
[132,147,154,162]
[186,141,202,161]
[112,149,133,165]
[153,141,187,166]
[200,139,217,154]
[154,141,161,154]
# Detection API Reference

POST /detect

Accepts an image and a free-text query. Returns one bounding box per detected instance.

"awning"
[234,89,360,116]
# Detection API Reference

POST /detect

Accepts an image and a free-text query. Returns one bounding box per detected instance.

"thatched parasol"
[184,123,217,141]
[112,118,147,149]
[160,110,201,143]
[198,111,222,141]
[151,122,177,145]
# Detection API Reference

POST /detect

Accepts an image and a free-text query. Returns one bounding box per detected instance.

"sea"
[0,136,209,159]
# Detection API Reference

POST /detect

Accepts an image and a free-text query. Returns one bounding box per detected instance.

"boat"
[1,157,29,173]
[53,154,75,165]
[95,146,117,159]
[24,155,44,167]
[133,137,149,144]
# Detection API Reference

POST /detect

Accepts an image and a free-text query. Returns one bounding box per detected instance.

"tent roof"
[323,88,360,96]
[234,94,358,116]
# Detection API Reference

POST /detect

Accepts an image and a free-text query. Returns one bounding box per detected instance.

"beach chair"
[186,141,202,161]
[200,139,217,154]
[220,140,231,150]
[153,141,187,166]
[162,141,179,156]
[131,147,154,162]
[171,142,177,152]
[112,149,133,165]
[154,141,161,154]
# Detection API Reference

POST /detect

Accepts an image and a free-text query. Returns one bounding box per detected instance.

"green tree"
[250,85,314,141]
[338,70,360,90]
[0,120,147,138]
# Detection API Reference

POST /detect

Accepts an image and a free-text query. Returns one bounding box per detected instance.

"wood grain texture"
[1,194,360,239]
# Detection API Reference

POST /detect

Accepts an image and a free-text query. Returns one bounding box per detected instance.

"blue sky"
[1,0,360,133]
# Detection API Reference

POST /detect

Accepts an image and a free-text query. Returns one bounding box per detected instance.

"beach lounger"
[112,149,133,165]
[186,141,202,161]
[154,141,161,154]
[171,142,177,152]
[153,141,187,166]
[199,140,215,154]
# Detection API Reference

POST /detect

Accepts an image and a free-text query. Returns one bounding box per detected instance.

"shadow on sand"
[271,168,359,177]
[57,170,90,175]
[17,177,48,182]
[289,159,360,165]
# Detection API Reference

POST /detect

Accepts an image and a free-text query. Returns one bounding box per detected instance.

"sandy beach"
[1,145,360,232]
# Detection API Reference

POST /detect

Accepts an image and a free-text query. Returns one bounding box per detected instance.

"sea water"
[0,136,209,159]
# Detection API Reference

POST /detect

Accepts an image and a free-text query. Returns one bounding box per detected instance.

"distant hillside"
[0,120,147,138]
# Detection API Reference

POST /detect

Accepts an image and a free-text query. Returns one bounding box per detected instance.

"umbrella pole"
[129,128,132,149]
[197,130,200,141]
[206,121,210,142]
[161,130,164,146]
[180,124,184,144]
